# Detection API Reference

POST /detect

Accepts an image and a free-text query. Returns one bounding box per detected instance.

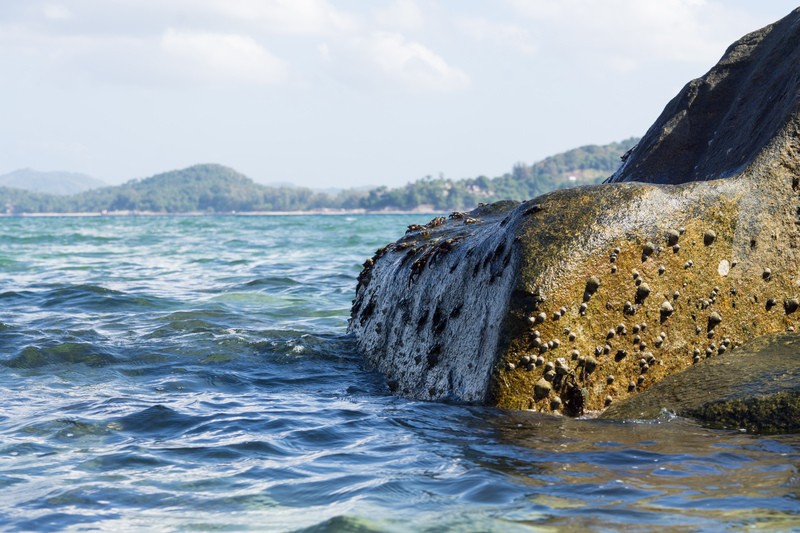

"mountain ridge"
[0,168,107,196]
[1,138,637,214]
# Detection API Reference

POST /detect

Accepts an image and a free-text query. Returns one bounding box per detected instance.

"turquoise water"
[0,215,798,532]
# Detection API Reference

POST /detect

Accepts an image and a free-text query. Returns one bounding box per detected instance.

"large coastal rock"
[349,8,800,416]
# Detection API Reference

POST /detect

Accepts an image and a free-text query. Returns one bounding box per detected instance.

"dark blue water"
[0,215,798,532]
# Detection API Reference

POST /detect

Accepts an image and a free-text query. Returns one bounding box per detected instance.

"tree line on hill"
[1,138,637,214]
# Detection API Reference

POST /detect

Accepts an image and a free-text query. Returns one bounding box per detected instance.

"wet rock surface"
[349,8,800,422]
[350,202,524,402]
[600,333,800,434]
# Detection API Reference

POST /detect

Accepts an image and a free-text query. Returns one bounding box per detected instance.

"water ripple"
[0,216,797,531]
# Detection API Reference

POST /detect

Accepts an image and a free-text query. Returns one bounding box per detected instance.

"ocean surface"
[0,215,798,532]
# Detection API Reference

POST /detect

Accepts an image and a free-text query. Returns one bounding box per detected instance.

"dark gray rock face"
[350,204,523,404]
[349,9,800,426]
[608,8,800,185]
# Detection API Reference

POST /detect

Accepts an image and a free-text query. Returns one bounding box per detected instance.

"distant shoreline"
[0,208,444,218]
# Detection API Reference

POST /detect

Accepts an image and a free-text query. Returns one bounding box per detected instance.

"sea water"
[0,215,797,532]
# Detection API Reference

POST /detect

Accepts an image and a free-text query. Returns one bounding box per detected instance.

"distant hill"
[355,138,639,211]
[0,168,106,195]
[0,139,638,214]
[0,164,332,214]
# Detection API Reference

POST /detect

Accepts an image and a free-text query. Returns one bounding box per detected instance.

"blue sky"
[0,1,796,188]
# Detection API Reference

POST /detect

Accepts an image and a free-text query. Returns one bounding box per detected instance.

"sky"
[0,1,797,189]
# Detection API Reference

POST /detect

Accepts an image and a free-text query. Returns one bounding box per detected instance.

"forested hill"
[357,138,638,211]
[1,138,637,214]
[0,165,328,214]
[76,165,325,213]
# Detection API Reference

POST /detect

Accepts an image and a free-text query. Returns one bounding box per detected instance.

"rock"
[349,9,800,414]
[605,10,800,187]
[534,378,552,400]
[583,356,598,374]
[708,311,723,330]
[584,276,601,298]
[600,333,800,434]
[635,283,651,304]
[666,229,681,246]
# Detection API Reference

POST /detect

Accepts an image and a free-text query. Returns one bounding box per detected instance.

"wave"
[3,343,121,368]
[34,284,172,312]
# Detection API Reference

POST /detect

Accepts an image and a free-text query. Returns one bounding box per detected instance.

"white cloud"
[42,4,72,20]
[318,42,332,62]
[190,0,358,36]
[361,32,470,92]
[456,16,537,56]
[160,29,288,85]
[507,0,752,70]
[374,0,426,32]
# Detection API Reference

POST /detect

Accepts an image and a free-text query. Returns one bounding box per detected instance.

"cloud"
[0,27,291,89]
[160,29,288,85]
[318,42,332,62]
[506,0,752,70]
[456,16,537,56]
[188,0,358,36]
[361,32,470,92]
[42,4,72,21]
[373,0,426,32]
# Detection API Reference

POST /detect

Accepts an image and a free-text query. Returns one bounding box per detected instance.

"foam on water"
[0,215,798,531]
